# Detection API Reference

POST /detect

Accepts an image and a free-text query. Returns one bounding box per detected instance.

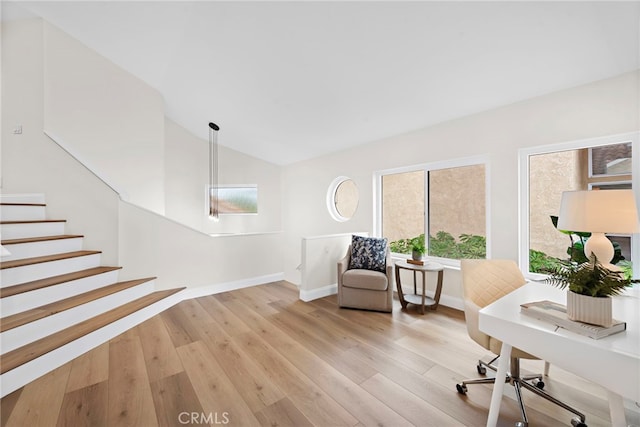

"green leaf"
[545,254,637,297]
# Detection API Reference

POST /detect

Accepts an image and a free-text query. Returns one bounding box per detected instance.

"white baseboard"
[299,283,337,302]
[298,284,464,309]
[182,272,285,300]
[433,293,464,311]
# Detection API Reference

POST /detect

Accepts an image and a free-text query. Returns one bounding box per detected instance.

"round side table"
[394,259,444,314]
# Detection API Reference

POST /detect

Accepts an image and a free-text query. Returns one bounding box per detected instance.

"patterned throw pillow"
[349,235,388,273]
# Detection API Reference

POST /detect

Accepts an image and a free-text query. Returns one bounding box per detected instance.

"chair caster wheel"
[515,421,528,427]
[456,383,467,395]
[535,380,544,389]
[476,364,487,375]
[570,417,587,427]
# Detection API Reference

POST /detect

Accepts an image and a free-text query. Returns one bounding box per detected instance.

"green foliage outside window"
[390,232,486,259]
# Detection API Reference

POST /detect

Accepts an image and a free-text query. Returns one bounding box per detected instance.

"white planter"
[567,290,613,327]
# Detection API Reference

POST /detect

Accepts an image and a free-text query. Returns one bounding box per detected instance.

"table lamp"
[557,189,639,270]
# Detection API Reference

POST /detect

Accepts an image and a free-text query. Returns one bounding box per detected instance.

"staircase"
[0,194,186,397]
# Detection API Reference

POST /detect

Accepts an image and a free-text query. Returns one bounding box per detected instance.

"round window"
[327,176,359,222]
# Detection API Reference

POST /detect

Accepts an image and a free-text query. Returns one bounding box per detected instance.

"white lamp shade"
[557,189,639,234]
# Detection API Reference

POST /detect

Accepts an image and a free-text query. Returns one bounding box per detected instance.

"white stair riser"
[1,253,102,287]
[1,238,84,262]
[0,290,185,398]
[0,205,46,222]
[0,194,45,205]
[1,281,155,354]
[0,269,121,317]
[1,222,66,240]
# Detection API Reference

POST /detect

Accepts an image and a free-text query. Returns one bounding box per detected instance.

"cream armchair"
[337,245,393,312]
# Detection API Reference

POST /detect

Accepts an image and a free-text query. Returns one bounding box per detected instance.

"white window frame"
[519,132,639,281]
[374,154,491,268]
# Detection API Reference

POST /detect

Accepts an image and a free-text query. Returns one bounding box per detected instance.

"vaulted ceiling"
[3,1,639,165]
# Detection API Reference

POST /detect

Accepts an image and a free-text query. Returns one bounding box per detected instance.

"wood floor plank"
[149,372,204,427]
[0,389,22,427]
[231,288,280,317]
[269,299,361,352]
[176,340,262,427]
[197,320,286,412]
[65,342,109,392]
[261,283,307,308]
[135,315,184,383]
[56,381,108,427]
[306,306,435,374]
[176,298,215,326]
[3,362,71,427]
[159,304,200,348]
[232,330,358,427]
[362,373,465,426]
[254,397,314,427]
[267,304,377,385]
[228,297,414,427]
[396,333,492,376]
[195,295,252,337]
[108,330,158,427]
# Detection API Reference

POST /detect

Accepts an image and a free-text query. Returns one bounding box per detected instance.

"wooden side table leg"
[413,270,417,294]
[431,270,444,310]
[395,266,407,309]
[420,271,426,314]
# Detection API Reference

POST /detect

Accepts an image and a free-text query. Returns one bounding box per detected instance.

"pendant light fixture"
[209,122,220,221]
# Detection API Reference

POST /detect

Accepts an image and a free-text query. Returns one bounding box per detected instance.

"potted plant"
[546,254,638,327]
[410,235,425,261]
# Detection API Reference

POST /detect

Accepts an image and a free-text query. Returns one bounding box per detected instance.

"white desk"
[479,282,640,427]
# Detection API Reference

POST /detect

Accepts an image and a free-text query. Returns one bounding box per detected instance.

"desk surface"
[479,282,640,402]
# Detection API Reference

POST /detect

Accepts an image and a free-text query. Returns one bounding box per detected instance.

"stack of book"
[520,300,626,340]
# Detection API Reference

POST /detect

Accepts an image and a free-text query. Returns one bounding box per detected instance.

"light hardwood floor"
[1,281,632,427]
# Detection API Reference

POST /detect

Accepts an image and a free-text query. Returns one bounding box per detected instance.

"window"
[520,133,639,279]
[381,170,425,252]
[327,176,359,222]
[208,185,258,214]
[376,156,488,265]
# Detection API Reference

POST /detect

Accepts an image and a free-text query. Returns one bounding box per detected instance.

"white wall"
[42,22,166,214]
[282,70,640,302]
[2,19,285,289]
[2,19,120,265]
[164,118,282,234]
[118,201,283,290]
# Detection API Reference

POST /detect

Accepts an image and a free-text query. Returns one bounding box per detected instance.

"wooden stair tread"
[0,220,65,224]
[0,277,157,332]
[0,250,101,270]
[0,203,46,207]
[1,235,84,245]
[0,287,185,374]
[0,266,122,298]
